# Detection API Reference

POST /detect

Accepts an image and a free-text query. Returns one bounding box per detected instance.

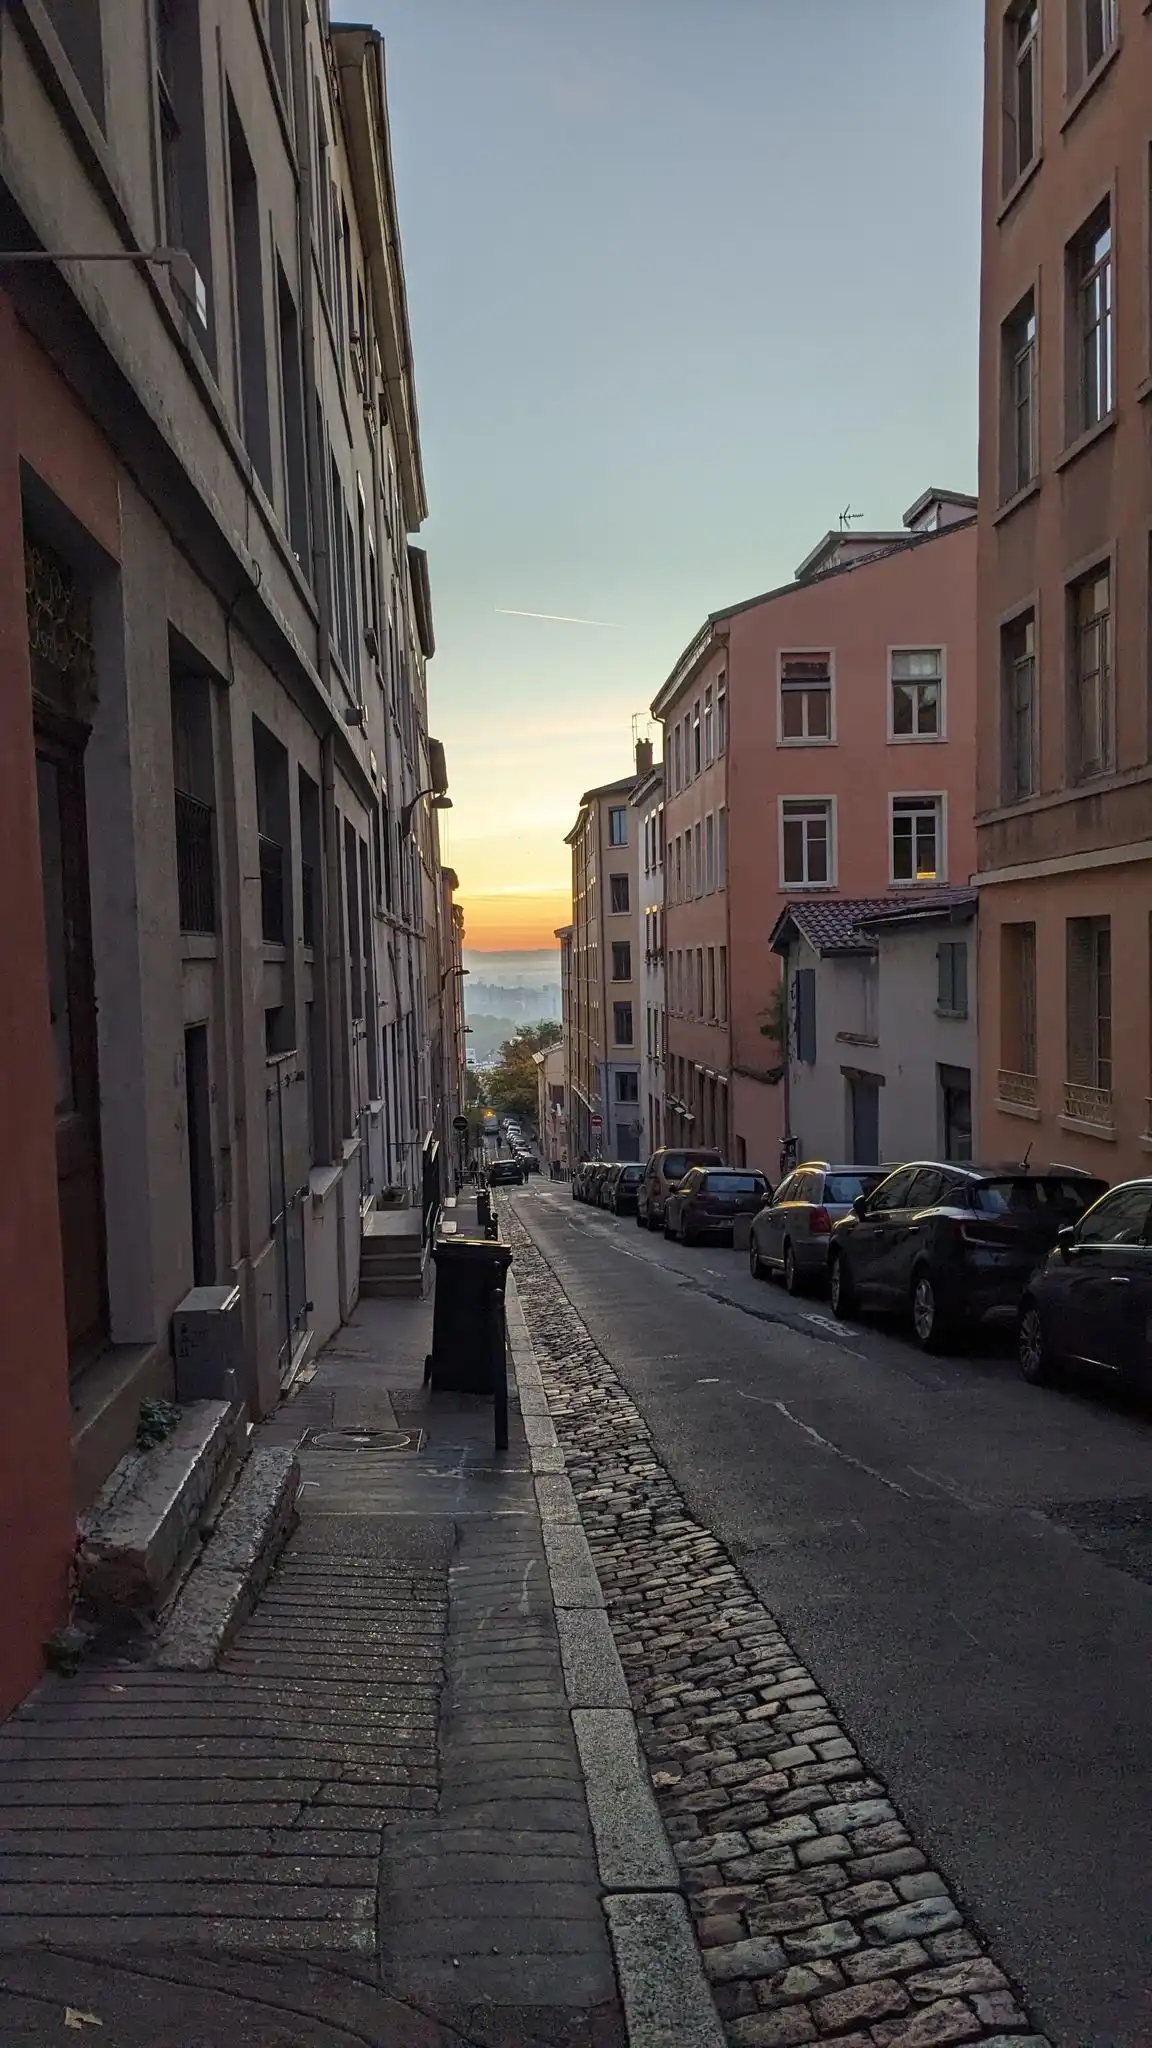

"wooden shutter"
[796,968,816,1065]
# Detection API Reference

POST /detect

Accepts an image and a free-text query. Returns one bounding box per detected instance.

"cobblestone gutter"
[507,1211,1052,2048]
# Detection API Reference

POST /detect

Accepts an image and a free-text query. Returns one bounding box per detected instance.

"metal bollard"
[476,1187,491,1229]
[491,1268,508,1452]
[484,1204,499,1241]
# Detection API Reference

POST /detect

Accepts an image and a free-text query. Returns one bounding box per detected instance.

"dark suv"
[637,1147,725,1231]
[827,1161,1107,1352]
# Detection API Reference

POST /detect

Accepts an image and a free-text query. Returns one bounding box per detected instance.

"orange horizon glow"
[459,888,572,952]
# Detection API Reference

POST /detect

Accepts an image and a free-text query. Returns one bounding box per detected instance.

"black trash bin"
[425,1236,512,1397]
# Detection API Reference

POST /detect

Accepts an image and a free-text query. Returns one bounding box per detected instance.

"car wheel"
[749,1238,764,1280]
[1019,1302,1057,1386]
[829,1250,857,1319]
[783,1242,805,1297]
[911,1269,952,1353]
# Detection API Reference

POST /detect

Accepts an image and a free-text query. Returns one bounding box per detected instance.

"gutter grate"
[302,1427,426,1454]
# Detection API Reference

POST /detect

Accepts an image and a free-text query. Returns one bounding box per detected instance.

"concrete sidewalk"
[0,1202,712,2048]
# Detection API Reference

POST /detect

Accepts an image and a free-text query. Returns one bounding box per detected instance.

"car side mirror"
[851,1195,868,1220]
[1057,1224,1075,1258]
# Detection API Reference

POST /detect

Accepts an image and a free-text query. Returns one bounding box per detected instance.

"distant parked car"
[665,1167,771,1247]
[488,1157,524,1188]
[827,1162,1108,1352]
[637,1148,725,1230]
[579,1161,613,1206]
[1018,1178,1152,1389]
[605,1163,645,1215]
[750,1163,888,1295]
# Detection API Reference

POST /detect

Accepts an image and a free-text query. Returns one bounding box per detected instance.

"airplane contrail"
[496,607,624,628]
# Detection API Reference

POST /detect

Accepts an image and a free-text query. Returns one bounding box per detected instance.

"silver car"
[750,1162,889,1295]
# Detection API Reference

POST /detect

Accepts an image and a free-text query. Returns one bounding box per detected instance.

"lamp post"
[0,245,208,323]
[401,787,452,835]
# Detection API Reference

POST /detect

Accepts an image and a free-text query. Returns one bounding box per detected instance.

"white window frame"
[777,649,836,747]
[889,792,947,886]
[778,795,837,891]
[888,647,947,743]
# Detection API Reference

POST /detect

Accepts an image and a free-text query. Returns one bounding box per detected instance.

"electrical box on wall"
[172,1285,243,1405]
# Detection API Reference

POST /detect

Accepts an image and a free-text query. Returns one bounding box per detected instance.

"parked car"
[665,1167,772,1246]
[1018,1178,1152,1389]
[637,1147,725,1230]
[581,1161,613,1206]
[750,1163,887,1294]
[827,1162,1108,1352]
[605,1163,645,1215]
[488,1157,524,1188]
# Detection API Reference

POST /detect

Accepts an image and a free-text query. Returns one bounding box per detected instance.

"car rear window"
[621,1166,644,1182]
[661,1150,722,1180]
[824,1173,886,1204]
[969,1176,1106,1217]
[704,1173,764,1192]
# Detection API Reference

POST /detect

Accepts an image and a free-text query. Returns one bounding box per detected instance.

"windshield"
[705,1173,764,1192]
[824,1173,887,1204]
[621,1166,644,1182]
[662,1150,721,1180]
[969,1176,1105,1217]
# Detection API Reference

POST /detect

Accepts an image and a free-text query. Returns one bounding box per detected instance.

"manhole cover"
[303,1427,425,1453]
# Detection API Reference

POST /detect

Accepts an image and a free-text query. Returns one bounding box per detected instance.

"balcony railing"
[301,859,316,948]
[1063,1081,1113,1127]
[175,789,216,934]
[997,1069,1038,1109]
[259,834,285,944]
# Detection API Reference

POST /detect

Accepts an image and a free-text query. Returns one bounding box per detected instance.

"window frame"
[1001,289,1039,501]
[779,795,836,891]
[889,792,946,887]
[1002,0,1041,198]
[1001,603,1039,803]
[1066,0,1120,102]
[936,939,969,1018]
[608,805,628,847]
[1067,560,1113,782]
[888,647,947,743]
[611,940,631,982]
[609,872,630,914]
[612,1000,634,1048]
[778,649,836,747]
[1066,197,1115,444]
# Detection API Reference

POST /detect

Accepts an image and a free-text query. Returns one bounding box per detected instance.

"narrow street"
[510,1179,1152,2048]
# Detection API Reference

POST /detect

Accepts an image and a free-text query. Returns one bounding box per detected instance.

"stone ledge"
[79,1401,243,1613]
[154,1447,301,1670]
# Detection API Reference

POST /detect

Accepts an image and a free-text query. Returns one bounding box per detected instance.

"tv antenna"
[838,505,864,532]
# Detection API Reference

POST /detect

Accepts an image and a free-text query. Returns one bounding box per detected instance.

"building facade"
[772,892,978,1168]
[0,0,454,1715]
[563,753,648,1162]
[631,758,666,1157]
[652,492,977,1180]
[976,0,1152,1179]
[535,1039,567,1176]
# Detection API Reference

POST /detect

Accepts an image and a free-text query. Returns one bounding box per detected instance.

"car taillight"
[960,1221,1006,1248]
[809,1207,831,1236]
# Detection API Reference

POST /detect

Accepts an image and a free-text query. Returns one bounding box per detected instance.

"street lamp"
[441,965,469,990]
[0,246,208,324]
[401,787,452,835]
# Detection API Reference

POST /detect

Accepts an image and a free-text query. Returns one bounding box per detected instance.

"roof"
[649,515,974,722]
[902,486,978,528]
[857,890,977,934]
[770,889,974,958]
[579,774,636,804]
[629,761,665,807]
[792,530,907,582]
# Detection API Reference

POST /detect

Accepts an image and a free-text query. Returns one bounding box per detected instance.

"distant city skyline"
[351,0,984,949]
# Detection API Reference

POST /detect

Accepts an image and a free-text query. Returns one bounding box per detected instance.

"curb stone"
[504,1213,1054,2048]
[605,1892,728,2048]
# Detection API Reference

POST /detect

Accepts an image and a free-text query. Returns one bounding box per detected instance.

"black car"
[488,1158,524,1188]
[1019,1178,1152,1389]
[605,1163,645,1215]
[827,1161,1107,1352]
[664,1167,771,1246]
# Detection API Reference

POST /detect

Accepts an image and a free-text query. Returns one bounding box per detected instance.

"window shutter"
[796,968,816,1065]
[937,943,950,1009]
[955,943,968,1016]
[1066,920,1094,1084]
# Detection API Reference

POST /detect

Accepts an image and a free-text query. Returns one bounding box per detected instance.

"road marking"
[741,1393,913,1500]
[803,1312,843,1335]
[907,1466,987,1512]
[696,1377,721,1384]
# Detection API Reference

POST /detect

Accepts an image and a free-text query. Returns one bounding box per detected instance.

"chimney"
[635,737,653,777]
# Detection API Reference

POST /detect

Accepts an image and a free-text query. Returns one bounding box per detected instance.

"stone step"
[359,1271,427,1300]
[360,1251,425,1279]
[78,1401,246,1617]
[154,1447,301,1671]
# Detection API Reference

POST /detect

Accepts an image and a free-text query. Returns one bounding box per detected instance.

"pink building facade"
[652,494,978,1179]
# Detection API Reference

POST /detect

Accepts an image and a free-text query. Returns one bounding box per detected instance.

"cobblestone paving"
[507,1210,1052,2048]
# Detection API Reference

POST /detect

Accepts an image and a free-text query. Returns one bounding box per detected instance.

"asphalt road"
[513,1178,1152,2048]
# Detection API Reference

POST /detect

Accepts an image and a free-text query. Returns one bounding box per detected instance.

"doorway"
[185,1024,215,1285]
[939,1064,973,1162]
[848,1074,881,1165]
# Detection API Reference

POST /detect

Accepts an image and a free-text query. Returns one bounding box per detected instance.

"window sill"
[836,1032,879,1047]
[262,942,288,962]
[778,737,836,748]
[888,733,946,746]
[1061,38,1121,131]
[996,150,1043,225]
[935,1006,968,1021]
[181,933,219,960]
[890,878,944,890]
[996,1098,1041,1122]
[780,882,838,895]
[1058,1114,1117,1141]
[993,477,1041,526]
[1055,411,1116,474]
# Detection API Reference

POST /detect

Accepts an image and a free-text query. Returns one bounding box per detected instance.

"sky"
[338,0,984,953]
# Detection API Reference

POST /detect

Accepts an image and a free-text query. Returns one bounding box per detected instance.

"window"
[674,837,683,900]
[1077,1185,1152,1246]
[696,949,704,1017]
[717,676,728,753]
[781,798,832,887]
[1003,1,1039,192]
[779,652,832,742]
[44,0,105,123]
[693,821,702,895]
[705,813,715,891]
[610,873,630,913]
[613,1001,634,1046]
[611,941,631,981]
[937,941,969,1017]
[1070,567,1112,778]
[704,686,714,764]
[608,806,627,846]
[718,946,728,1024]
[1070,0,1119,88]
[1002,293,1038,497]
[615,1071,639,1103]
[1066,915,1112,1103]
[718,806,727,887]
[684,831,693,897]
[1069,204,1114,436]
[890,649,943,739]
[672,725,682,792]
[692,702,701,776]
[891,796,942,883]
[227,91,273,491]
[707,947,716,1020]
[1002,610,1037,801]
[276,259,309,568]
[794,967,816,1064]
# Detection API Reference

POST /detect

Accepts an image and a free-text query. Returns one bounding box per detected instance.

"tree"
[487,1021,562,1126]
